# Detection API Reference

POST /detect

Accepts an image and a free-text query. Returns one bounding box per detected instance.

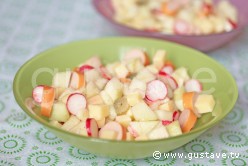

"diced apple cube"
[128,121,159,136]
[152,50,166,70]
[104,78,123,102]
[85,69,101,82]
[126,92,142,106]
[50,102,70,122]
[126,108,134,120]
[166,121,182,137]
[174,87,185,111]
[52,71,71,88]
[129,78,146,92]
[99,130,118,140]
[131,101,158,121]
[154,110,173,121]
[126,58,144,74]
[159,100,176,112]
[195,94,215,114]
[172,67,190,87]
[87,95,104,105]
[100,90,114,105]
[135,68,156,83]
[148,125,169,140]
[61,115,80,131]
[49,120,62,128]
[88,104,110,120]
[108,106,117,120]
[70,121,87,136]
[115,115,132,128]
[115,63,129,78]
[55,87,66,99]
[148,100,162,111]
[58,88,77,103]
[146,65,159,74]
[75,109,89,121]
[86,81,100,98]
[96,118,106,128]
[106,62,121,76]
[126,132,134,141]
[95,78,108,90]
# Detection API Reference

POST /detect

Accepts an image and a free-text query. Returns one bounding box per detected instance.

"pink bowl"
[93,0,248,52]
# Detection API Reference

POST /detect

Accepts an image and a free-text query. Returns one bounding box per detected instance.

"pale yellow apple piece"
[152,49,166,70]
[86,81,100,98]
[126,92,142,106]
[115,63,129,78]
[61,115,80,131]
[50,102,70,122]
[52,71,71,88]
[166,121,182,137]
[88,104,110,120]
[195,94,215,114]
[115,115,132,128]
[99,130,118,140]
[131,101,158,121]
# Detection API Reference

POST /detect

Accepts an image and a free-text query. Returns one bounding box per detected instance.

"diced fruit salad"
[112,0,238,35]
[31,49,216,141]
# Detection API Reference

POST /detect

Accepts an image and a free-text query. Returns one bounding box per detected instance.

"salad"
[111,0,238,35]
[31,49,216,141]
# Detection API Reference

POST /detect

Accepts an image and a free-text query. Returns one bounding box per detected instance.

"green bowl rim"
[13,37,239,144]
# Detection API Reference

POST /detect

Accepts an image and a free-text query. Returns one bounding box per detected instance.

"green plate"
[13,37,238,159]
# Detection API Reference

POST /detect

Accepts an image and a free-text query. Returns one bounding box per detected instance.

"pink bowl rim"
[92,0,247,38]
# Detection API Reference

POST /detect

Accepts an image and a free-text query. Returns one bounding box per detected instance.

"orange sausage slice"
[179,109,197,133]
[41,86,55,117]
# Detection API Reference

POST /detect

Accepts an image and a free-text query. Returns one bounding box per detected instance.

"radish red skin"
[173,111,180,121]
[86,118,99,137]
[79,65,94,73]
[162,120,172,126]
[100,66,112,80]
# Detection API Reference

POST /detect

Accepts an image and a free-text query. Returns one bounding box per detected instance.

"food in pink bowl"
[111,0,238,35]
[31,49,216,141]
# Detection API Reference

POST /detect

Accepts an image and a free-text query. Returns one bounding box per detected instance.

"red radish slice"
[174,19,192,35]
[124,49,150,66]
[146,80,168,102]
[79,65,94,73]
[173,111,180,121]
[144,96,153,105]
[158,72,178,90]
[160,66,174,75]
[185,79,202,92]
[100,121,125,140]
[162,120,172,126]
[100,66,112,80]
[179,109,197,133]
[228,19,238,29]
[66,93,86,115]
[86,118,99,138]
[32,85,44,103]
